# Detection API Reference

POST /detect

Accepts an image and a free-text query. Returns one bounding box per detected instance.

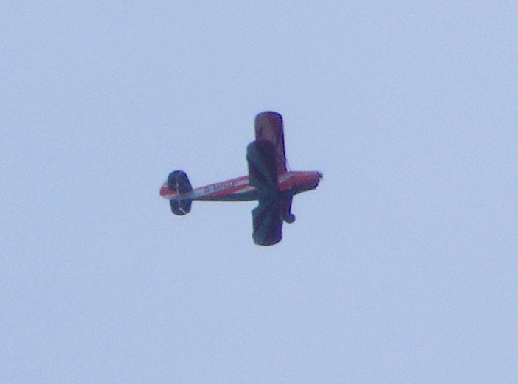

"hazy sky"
[2,2,516,383]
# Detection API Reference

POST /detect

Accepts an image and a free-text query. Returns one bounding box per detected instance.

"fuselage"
[159,171,322,202]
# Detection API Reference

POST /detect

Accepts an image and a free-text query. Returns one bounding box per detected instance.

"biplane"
[159,112,322,246]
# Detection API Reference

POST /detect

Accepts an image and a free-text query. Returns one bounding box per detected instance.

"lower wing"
[252,198,283,246]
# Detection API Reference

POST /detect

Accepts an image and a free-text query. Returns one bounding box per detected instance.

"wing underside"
[247,140,282,245]
[252,198,283,246]
[248,112,294,246]
[246,140,278,193]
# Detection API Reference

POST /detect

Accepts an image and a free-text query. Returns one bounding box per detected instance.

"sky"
[1,1,517,383]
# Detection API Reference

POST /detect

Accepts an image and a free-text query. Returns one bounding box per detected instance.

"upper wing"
[254,112,287,175]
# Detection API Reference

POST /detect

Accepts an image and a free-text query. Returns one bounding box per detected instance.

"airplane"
[159,111,322,246]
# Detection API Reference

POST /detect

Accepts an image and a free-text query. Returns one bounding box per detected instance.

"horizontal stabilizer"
[167,170,193,215]
[170,199,192,215]
[168,170,193,194]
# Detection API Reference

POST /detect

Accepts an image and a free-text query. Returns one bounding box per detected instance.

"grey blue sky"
[2,2,517,383]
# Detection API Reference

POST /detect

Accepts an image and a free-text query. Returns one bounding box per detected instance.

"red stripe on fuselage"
[159,171,322,201]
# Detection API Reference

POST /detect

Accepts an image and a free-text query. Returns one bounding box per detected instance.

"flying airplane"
[159,112,322,246]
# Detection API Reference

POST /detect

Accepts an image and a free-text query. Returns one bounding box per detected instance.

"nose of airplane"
[304,171,323,191]
[315,172,323,188]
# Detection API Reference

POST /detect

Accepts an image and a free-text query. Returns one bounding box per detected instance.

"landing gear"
[283,212,296,223]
